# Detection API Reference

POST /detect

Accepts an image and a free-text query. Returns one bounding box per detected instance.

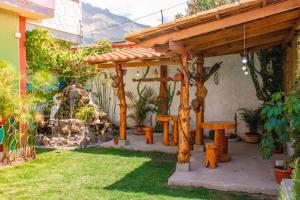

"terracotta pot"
[133,126,145,135]
[273,145,284,154]
[113,138,119,145]
[274,167,292,184]
[174,72,183,81]
[244,133,260,143]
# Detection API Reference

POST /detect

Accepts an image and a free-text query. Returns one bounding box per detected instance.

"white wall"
[89,54,262,136]
[27,0,82,43]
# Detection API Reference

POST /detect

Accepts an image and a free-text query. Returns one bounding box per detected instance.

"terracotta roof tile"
[86,47,165,64]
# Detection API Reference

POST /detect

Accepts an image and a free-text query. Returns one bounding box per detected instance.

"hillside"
[82,3,149,43]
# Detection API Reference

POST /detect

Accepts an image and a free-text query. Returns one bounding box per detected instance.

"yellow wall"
[0,9,19,71]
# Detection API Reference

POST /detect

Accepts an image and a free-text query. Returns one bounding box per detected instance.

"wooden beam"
[138,0,300,47]
[182,10,299,48]
[132,77,174,82]
[97,59,180,68]
[202,29,288,57]
[185,19,295,52]
[115,64,127,141]
[178,53,191,164]
[160,65,168,115]
[284,12,300,45]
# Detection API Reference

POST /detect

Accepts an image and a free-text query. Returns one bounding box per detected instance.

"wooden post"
[195,56,205,145]
[159,65,168,114]
[116,64,127,140]
[178,53,191,163]
[162,121,169,145]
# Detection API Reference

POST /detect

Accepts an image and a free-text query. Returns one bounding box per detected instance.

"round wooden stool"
[143,127,153,144]
[205,143,220,169]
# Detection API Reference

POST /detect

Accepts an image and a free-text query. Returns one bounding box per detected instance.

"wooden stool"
[144,127,153,144]
[205,143,220,169]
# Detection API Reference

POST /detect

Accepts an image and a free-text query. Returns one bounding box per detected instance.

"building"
[0,0,55,96]
[27,0,82,44]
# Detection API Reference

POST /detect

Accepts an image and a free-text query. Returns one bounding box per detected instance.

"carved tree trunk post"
[195,56,205,145]
[116,64,127,140]
[159,65,168,114]
[178,53,191,164]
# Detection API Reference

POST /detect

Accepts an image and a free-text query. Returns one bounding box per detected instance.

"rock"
[71,125,80,134]
[37,84,113,148]
[61,126,71,135]
[42,136,50,146]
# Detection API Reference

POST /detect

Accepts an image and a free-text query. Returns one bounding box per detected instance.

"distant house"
[27,0,82,44]
[0,0,55,96]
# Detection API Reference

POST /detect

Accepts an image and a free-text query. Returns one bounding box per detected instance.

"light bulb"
[242,57,247,64]
[136,70,140,77]
[242,65,247,71]
[244,71,249,75]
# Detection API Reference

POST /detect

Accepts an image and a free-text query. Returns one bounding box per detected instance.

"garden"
[1,0,300,199]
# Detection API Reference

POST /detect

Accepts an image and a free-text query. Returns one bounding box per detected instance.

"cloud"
[82,0,187,26]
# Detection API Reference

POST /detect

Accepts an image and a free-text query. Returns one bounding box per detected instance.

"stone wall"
[87,54,262,136]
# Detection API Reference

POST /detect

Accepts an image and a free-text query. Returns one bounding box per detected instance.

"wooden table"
[202,121,236,162]
[156,115,178,146]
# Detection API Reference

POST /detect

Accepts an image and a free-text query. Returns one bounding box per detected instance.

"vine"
[245,45,285,102]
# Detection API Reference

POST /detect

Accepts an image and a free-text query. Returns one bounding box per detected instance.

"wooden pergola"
[86,47,181,141]
[124,0,300,167]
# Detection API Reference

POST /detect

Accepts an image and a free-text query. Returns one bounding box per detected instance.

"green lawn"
[0,148,270,200]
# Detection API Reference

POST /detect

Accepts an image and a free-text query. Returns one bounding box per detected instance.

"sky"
[82,0,188,27]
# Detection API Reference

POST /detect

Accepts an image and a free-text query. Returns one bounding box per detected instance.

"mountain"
[82,3,149,44]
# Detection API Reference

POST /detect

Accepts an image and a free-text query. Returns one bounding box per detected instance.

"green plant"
[245,45,285,102]
[89,69,117,119]
[176,0,235,18]
[291,158,300,199]
[75,106,96,122]
[0,60,56,162]
[239,108,261,134]
[26,29,112,86]
[126,87,157,127]
[261,92,300,162]
[112,130,119,139]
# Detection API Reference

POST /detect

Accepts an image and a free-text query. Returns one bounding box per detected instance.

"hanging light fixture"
[136,68,140,77]
[241,24,248,74]
[242,64,247,71]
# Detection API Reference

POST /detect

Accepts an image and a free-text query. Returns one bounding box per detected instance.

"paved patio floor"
[101,132,282,196]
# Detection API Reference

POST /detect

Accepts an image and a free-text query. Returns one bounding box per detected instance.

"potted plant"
[239,108,261,143]
[228,112,240,142]
[126,87,157,135]
[112,130,119,145]
[261,92,300,184]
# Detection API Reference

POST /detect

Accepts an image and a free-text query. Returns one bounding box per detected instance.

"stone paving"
[101,132,282,196]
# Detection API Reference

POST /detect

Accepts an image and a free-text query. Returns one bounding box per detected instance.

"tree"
[176,0,235,17]
[26,29,112,86]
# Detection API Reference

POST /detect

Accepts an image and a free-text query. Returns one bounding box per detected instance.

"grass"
[0,148,271,200]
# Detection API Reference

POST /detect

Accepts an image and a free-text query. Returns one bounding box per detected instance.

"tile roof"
[86,47,166,64]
